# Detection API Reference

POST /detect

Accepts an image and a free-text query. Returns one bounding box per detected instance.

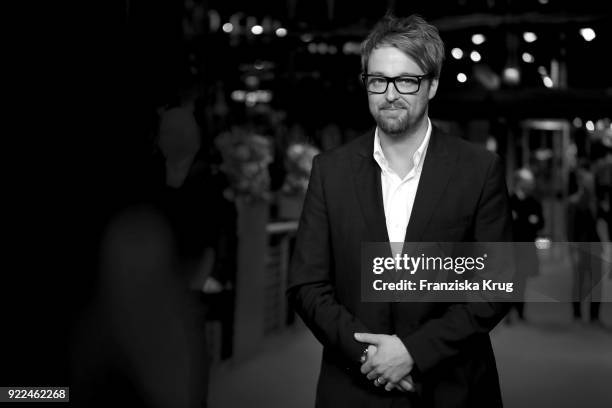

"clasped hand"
[354,332,415,392]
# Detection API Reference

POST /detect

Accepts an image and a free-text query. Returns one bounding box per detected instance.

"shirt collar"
[373,118,432,174]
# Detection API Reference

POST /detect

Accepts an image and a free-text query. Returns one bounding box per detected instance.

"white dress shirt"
[373,118,432,244]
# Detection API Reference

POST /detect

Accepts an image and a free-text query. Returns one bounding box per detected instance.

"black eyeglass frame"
[361,73,432,95]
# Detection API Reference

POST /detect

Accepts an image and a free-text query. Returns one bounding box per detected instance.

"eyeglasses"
[361,74,431,95]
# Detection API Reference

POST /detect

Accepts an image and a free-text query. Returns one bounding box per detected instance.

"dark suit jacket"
[287,126,513,408]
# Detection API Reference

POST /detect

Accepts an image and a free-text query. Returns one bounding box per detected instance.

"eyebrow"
[367,72,426,77]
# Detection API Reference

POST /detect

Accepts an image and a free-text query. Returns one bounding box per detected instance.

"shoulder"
[452,134,497,163]
[434,126,500,171]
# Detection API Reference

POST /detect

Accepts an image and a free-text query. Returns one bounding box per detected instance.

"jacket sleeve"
[400,154,513,375]
[287,155,370,367]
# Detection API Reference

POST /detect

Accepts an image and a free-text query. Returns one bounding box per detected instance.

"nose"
[384,82,399,102]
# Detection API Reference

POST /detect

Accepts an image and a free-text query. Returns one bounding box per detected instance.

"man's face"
[366,46,438,136]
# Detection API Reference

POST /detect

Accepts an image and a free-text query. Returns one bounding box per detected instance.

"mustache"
[380,102,407,109]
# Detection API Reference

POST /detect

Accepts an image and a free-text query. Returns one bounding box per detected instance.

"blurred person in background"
[157,84,236,293]
[567,161,603,325]
[508,168,544,323]
[158,86,202,189]
[288,14,512,408]
[593,149,612,267]
[157,84,238,359]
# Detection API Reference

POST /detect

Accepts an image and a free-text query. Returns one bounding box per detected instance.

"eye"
[396,77,419,86]
[368,77,387,86]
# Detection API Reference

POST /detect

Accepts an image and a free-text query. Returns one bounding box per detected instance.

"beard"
[375,110,410,135]
[371,102,416,136]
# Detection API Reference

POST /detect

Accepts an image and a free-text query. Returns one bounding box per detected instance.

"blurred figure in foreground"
[567,163,603,325]
[508,168,544,323]
[71,207,209,408]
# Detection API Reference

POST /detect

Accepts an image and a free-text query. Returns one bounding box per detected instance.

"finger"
[360,358,374,374]
[366,370,379,381]
[360,345,378,373]
[373,377,386,387]
[354,332,382,345]
[360,347,370,364]
[397,378,415,392]
[361,345,376,363]
[361,345,377,374]
[359,343,377,368]
[385,382,395,392]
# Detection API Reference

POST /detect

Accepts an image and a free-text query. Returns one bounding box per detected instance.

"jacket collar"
[350,124,454,242]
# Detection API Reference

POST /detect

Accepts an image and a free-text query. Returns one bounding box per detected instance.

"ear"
[427,77,439,100]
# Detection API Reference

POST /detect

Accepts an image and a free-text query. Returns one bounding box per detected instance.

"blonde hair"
[361,14,445,78]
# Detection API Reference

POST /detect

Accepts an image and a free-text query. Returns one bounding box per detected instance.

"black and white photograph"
[3,0,611,407]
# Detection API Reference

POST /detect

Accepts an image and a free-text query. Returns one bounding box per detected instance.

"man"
[567,164,603,324]
[287,14,512,407]
[508,168,544,322]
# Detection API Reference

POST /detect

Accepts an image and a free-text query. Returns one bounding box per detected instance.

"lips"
[381,107,405,113]
[381,104,407,110]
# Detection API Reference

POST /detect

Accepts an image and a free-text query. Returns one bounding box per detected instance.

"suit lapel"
[350,132,389,243]
[405,127,455,242]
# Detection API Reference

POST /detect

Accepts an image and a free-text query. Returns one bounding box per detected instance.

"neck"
[379,115,428,159]
[378,116,429,179]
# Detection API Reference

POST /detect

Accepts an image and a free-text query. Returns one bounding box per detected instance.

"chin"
[377,117,409,135]
[379,124,409,135]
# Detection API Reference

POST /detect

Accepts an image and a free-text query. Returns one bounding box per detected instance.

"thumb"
[354,332,381,345]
